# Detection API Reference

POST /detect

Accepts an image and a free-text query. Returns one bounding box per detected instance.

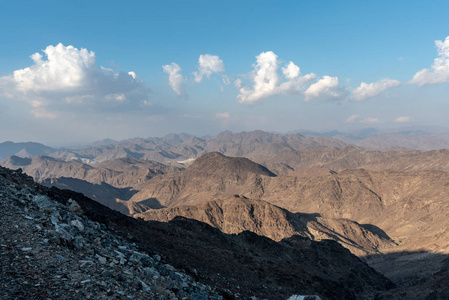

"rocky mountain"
[0,155,181,212]
[30,130,348,166]
[128,153,449,257]
[1,155,96,182]
[260,146,449,175]
[41,177,139,215]
[203,130,348,160]
[1,151,399,255]
[0,166,224,300]
[129,152,277,208]
[51,133,207,165]
[134,195,396,256]
[258,168,449,254]
[296,128,449,151]
[0,165,395,299]
[0,155,179,189]
[0,141,55,160]
[3,129,449,166]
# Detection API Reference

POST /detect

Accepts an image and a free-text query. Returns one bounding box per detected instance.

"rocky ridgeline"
[0,167,223,299]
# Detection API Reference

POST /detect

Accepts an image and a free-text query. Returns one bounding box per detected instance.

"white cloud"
[345,114,359,123]
[278,73,316,94]
[236,51,317,104]
[237,51,280,104]
[12,44,96,92]
[304,76,343,101]
[360,117,379,123]
[0,43,150,117]
[215,112,231,120]
[193,54,225,83]
[352,78,400,101]
[410,36,449,85]
[282,61,301,79]
[162,62,187,97]
[394,116,411,123]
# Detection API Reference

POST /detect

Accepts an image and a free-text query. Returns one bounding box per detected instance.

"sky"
[1,0,449,146]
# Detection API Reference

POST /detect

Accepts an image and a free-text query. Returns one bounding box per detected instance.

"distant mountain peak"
[190,152,277,178]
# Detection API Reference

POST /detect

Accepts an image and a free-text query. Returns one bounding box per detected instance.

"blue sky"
[1,0,449,145]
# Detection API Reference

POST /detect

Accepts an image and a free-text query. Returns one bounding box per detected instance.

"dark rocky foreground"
[0,166,394,299]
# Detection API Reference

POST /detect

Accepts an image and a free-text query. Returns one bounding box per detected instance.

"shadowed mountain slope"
[35,179,394,299]
[134,196,396,256]
[129,153,449,257]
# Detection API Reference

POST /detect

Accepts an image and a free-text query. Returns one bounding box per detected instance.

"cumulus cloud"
[0,43,150,118]
[236,51,317,104]
[360,117,379,123]
[304,76,344,101]
[345,114,360,123]
[282,61,301,79]
[410,36,449,85]
[352,78,401,101]
[162,62,187,97]
[394,116,411,123]
[193,54,225,83]
[237,51,280,104]
[12,44,95,91]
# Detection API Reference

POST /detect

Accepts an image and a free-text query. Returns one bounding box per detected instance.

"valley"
[2,129,449,298]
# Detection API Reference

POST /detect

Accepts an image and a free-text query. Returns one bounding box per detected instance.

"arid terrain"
[3,130,449,298]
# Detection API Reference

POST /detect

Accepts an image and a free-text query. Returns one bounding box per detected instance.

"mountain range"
[3,129,449,296]
[2,129,449,165]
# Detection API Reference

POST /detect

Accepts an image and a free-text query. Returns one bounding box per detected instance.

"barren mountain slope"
[41,177,139,215]
[256,169,449,254]
[0,165,396,299]
[134,196,396,255]
[0,156,179,188]
[129,152,276,208]
[43,130,349,166]
[0,155,97,182]
[130,153,449,255]
[0,156,182,212]
[204,130,348,160]
[260,147,449,175]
